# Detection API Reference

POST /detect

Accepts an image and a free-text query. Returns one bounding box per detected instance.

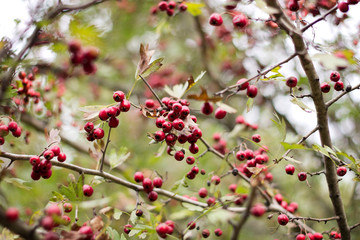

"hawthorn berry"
[190,115,197,123]
[93,128,105,139]
[201,102,214,115]
[255,155,265,164]
[207,196,216,206]
[5,207,19,221]
[12,127,22,137]
[189,143,199,154]
[337,166,347,176]
[265,172,273,181]
[244,149,254,160]
[0,125,9,136]
[41,170,52,178]
[250,203,266,217]
[338,1,349,12]
[153,177,163,188]
[106,107,117,117]
[98,109,109,121]
[296,234,306,240]
[148,191,158,201]
[233,14,248,28]
[334,81,344,91]
[286,76,298,88]
[209,13,223,26]
[154,131,166,141]
[237,78,249,90]
[177,134,187,144]
[247,85,258,98]
[108,117,119,128]
[31,171,41,181]
[192,128,202,139]
[79,226,93,240]
[165,133,177,146]
[57,153,66,162]
[277,214,289,225]
[214,228,223,237]
[179,3,188,11]
[41,216,54,231]
[202,229,210,238]
[68,39,81,53]
[236,151,246,161]
[63,203,72,213]
[158,1,168,11]
[186,156,195,165]
[134,172,144,183]
[330,71,340,82]
[174,150,184,161]
[156,223,170,238]
[29,156,40,166]
[288,0,300,11]
[198,188,208,198]
[135,209,143,217]
[321,82,331,93]
[187,221,196,230]
[172,118,184,130]
[124,224,132,234]
[313,232,323,240]
[187,171,196,180]
[298,172,307,181]
[211,175,221,185]
[252,134,261,143]
[172,102,182,113]
[142,178,154,193]
[83,184,94,197]
[46,204,61,216]
[120,99,131,112]
[285,164,295,175]
[275,194,283,204]
[179,106,190,119]
[214,108,227,119]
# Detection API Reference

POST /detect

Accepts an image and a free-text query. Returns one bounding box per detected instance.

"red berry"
[179,3,188,11]
[244,149,254,160]
[277,214,289,225]
[156,223,170,238]
[31,171,41,180]
[44,150,54,160]
[41,170,52,179]
[93,128,105,139]
[153,177,163,188]
[49,145,60,156]
[68,39,82,53]
[136,209,143,217]
[192,128,202,139]
[134,172,144,183]
[165,133,177,146]
[83,62,97,75]
[83,46,99,61]
[145,99,155,108]
[148,191,158,201]
[156,117,166,128]
[211,175,221,185]
[12,127,22,137]
[79,226,93,239]
[337,166,347,176]
[106,107,117,117]
[180,106,190,119]
[46,204,61,216]
[321,82,331,93]
[186,156,195,165]
[236,115,245,124]
[214,228,223,237]
[198,188,208,198]
[247,85,258,98]
[172,103,182,113]
[202,229,210,238]
[286,76,298,88]
[64,203,72,213]
[57,153,66,162]
[189,143,199,154]
[172,118,184,130]
[29,156,40,166]
[229,184,237,193]
[236,78,249,90]
[334,81,344,91]
[120,99,131,112]
[207,197,216,206]
[275,194,283,204]
[201,102,214,115]
[187,221,196,229]
[154,131,166,142]
[338,1,349,12]
[142,178,154,193]
[98,109,109,121]
[168,1,176,9]
[161,121,172,132]
[265,172,273,182]
[113,91,125,102]
[285,164,295,175]
[123,224,132,234]
[252,134,261,143]
[5,207,19,221]
[158,1,168,11]
[330,71,341,82]
[83,184,94,197]
[190,115,197,123]
[296,234,306,240]
[313,232,323,240]
[250,203,266,217]
[214,108,227,119]
[232,14,248,28]
[298,172,307,181]
[18,71,27,79]
[348,0,359,4]
[209,13,223,26]
[0,125,9,136]
[41,216,54,231]
[178,134,188,144]
[236,151,246,161]
[174,150,184,161]
[288,0,300,11]
[108,117,119,128]
[62,215,71,225]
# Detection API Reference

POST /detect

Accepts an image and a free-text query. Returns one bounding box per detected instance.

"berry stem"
[99,127,111,172]
[138,75,165,108]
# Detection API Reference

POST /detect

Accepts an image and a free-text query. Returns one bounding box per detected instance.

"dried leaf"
[45,129,61,145]
[135,44,155,80]
[141,106,158,119]
[137,58,164,80]
[187,87,222,102]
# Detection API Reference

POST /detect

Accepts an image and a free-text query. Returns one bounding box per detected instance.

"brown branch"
[264,0,351,238]
[0,207,41,240]
[290,215,340,223]
[99,127,111,172]
[307,170,325,177]
[138,75,165,108]
[326,83,360,108]
[350,222,360,231]
[301,5,338,32]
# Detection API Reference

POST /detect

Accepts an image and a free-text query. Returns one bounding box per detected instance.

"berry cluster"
[133,171,162,202]
[338,0,359,13]
[68,39,99,75]
[236,78,258,98]
[14,69,41,105]
[84,91,131,141]
[321,71,345,93]
[0,120,22,145]
[29,145,66,181]
[235,115,258,130]
[209,12,249,29]
[155,220,175,238]
[235,146,270,178]
[212,133,228,155]
[275,193,299,214]
[200,102,230,119]
[151,1,188,17]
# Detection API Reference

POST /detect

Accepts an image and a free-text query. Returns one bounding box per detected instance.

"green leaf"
[109,147,131,170]
[129,210,138,224]
[336,151,357,164]
[114,209,123,220]
[120,234,128,240]
[182,203,203,212]
[246,98,254,112]
[271,114,286,142]
[284,156,302,165]
[281,142,310,151]
[50,42,67,54]
[75,174,84,201]
[4,178,31,191]
[4,86,17,99]
[59,185,77,201]
[323,145,337,156]
[185,3,205,16]
[290,97,315,113]
[106,227,121,240]
[312,144,330,157]
[51,191,65,201]
[313,53,348,70]
[69,20,101,46]
[137,58,164,80]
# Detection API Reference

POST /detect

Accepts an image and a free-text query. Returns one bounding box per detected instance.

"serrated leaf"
[69,20,101,46]
[271,114,286,142]
[336,151,357,164]
[246,97,254,112]
[109,147,131,170]
[135,44,155,80]
[182,203,203,212]
[75,174,84,201]
[312,144,330,157]
[216,102,237,114]
[137,58,163,80]
[290,97,314,113]
[4,178,31,191]
[59,185,77,201]
[281,142,310,151]
[313,53,348,70]
[51,191,65,201]
[185,2,205,16]
[284,156,302,164]
[114,209,123,220]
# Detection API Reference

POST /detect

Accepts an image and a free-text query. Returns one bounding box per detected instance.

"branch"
[350,222,360,231]
[139,75,165,108]
[326,83,360,108]
[290,215,340,223]
[214,52,297,96]
[264,0,351,238]
[0,207,41,240]
[301,5,338,32]
[99,127,111,172]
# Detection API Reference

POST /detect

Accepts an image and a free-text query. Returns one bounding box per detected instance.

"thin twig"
[307,170,325,177]
[99,127,112,172]
[139,75,165,108]
[301,5,338,32]
[350,222,360,231]
[326,83,360,108]
[290,215,340,223]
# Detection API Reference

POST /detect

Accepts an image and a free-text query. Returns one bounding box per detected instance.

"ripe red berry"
[286,76,298,88]
[177,134,188,144]
[313,232,323,240]
[277,214,289,225]
[83,62,97,75]
[244,149,254,160]
[154,131,166,141]
[172,118,184,130]
[321,82,331,93]
[211,175,221,185]
[41,216,54,231]
[29,156,40,166]
[209,13,223,26]
[229,184,237,193]
[179,3,188,11]
[134,172,144,183]
[338,1,349,12]
[215,108,227,119]
[250,203,266,217]
[265,172,273,182]
[12,127,22,137]
[288,0,300,11]
[236,78,249,90]
[145,99,155,108]
[236,151,246,161]
[93,128,105,139]
[207,196,216,206]
[330,71,341,82]
[98,109,109,121]
[108,117,119,128]
[298,172,307,181]
[174,150,184,161]
[46,204,61,216]
[165,133,177,146]
[190,115,197,123]
[285,164,295,175]
[247,85,258,98]
[142,178,154,193]
[232,14,248,28]
[68,39,82,53]
[79,226,93,239]
[156,117,166,128]
[201,102,213,115]
[180,106,190,119]
[123,224,132,234]
[275,194,283,204]
[156,223,170,238]
[148,191,158,201]
[6,207,19,221]
[18,71,27,79]
[57,152,66,162]
[153,177,163,188]
[83,184,94,197]
[136,209,143,217]
[189,143,199,154]
[202,229,210,238]
[49,145,60,156]
[31,171,41,180]
[214,228,223,237]
[186,156,195,165]
[158,1,168,11]
[252,134,261,143]
[120,99,131,112]
[63,203,72,213]
[198,188,208,198]
[0,125,9,136]
[187,221,196,229]
[8,121,18,132]
[334,81,344,91]
[296,234,306,240]
[337,166,347,176]
[84,122,94,133]
[44,150,54,160]
[192,128,202,139]
[113,91,125,102]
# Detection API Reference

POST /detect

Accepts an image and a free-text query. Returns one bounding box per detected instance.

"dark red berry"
[29,156,40,166]
[252,134,261,143]
[207,196,216,206]
[83,184,94,197]
[187,221,196,229]
[134,172,144,182]
[64,203,72,213]
[330,71,341,82]
[172,118,184,130]
[209,13,223,26]
[186,156,195,165]
[148,191,158,201]
[57,153,66,162]
[211,175,221,185]
[296,234,306,240]
[68,39,82,53]
[192,128,202,139]
[79,226,93,239]
[158,1,168,11]
[189,143,199,154]
[337,166,347,176]
[237,78,249,90]
[180,106,190,119]
[41,216,54,231]
[18,71,27,79]
[174,150,184,161]
[247,85,258,98]
[277,214,289,225]
[214,228,223,237]
[298,172,307,181]
[167,111,178,122]
[46,204,61,216]
[156,117,166,128]
[215,108,227,119]
[120,99,131,112]
[136,209,143,217]
[8,121,18,132]
[0,125,9,136]
[93,128,105,139]
[108,117,119,128]
[178,134,188,144]
[44,150,54,160]
[154,131,166,141]
[201,102,213,115]
[156,223,170,238]
[288,0,300,11]
[145,99,155,108]
[113,91,125,102]
[334,81,344,91]
[250,203,266,217]
[285,164,295,175]
[202,229,210,238]
[338,1,349,12]
[198,188,208,198]
[286,76,298,88]
[12,127,22,137]
[50,145,61,156]
[179,3,188,11]
[162,121,172,133]
[142,178,154,193]
[6,207,19,221]
[232,14,248,28]
[98,109,109,121]
[153,177,163,188]
[172,103,182,113]
[321,82,331,93]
